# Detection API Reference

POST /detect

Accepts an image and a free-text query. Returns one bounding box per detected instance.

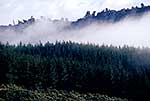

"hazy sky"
[0,0,150,25]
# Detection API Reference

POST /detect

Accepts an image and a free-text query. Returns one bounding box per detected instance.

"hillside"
[72,3,150,27]
[0,3,150,101]
[0,84,127,101]
[0,41,150,101]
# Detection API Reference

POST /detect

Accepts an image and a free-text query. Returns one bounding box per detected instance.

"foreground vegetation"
[0,84,127,101]
[0,41,150,100]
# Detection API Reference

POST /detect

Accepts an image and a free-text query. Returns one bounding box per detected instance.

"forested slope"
[0,41,150,100]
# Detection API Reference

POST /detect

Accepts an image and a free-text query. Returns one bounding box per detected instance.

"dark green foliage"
[0,41,150,100]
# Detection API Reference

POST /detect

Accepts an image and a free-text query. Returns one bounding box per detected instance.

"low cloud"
[0,13,150,47]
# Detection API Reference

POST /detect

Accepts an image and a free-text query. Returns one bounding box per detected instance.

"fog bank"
[0,13,150,47]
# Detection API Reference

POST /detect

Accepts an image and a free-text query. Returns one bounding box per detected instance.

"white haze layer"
[0,13,150,47]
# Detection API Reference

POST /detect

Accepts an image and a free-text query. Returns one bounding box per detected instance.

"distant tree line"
[0,41,150,100]
[0,16,35,32]
[1,3,150,31]
[72,3,150,27]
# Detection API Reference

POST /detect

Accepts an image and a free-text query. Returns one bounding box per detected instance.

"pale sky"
[0,0,150,25]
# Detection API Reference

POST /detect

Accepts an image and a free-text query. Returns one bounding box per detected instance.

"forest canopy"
[0,41,150,100]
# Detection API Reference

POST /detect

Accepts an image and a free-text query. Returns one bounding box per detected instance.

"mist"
[0,13,150,47]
